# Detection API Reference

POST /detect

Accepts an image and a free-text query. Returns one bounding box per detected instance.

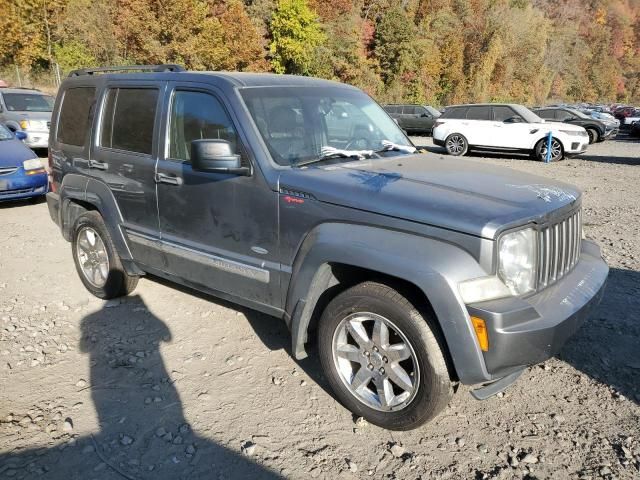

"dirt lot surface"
[1,136,639,480]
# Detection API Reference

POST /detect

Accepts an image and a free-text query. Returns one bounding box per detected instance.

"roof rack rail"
[68,64,185,77]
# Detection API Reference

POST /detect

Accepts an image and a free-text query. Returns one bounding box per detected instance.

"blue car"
[0,123,48,202]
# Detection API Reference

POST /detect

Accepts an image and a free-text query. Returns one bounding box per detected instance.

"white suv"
[432,104,589,161]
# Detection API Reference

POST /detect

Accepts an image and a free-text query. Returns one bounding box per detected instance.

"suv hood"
[279,154,581,238]
[535,121,586,132]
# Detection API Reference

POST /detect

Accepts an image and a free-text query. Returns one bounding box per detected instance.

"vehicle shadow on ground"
[0,295,283,480]
[557,267,640,405]
[576,154,640,166]
[146,276,332,397]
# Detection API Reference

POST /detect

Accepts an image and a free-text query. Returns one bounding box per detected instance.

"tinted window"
[556,110,575,121]
[383,105,397,114]
[168,90,238,162]
[466,106,491,120]
[101,88,158,155]
[403,106,417,115]
[441,106,468,119]
[535,109,555,119]
[493,106,519,122]
[57,87,95,146]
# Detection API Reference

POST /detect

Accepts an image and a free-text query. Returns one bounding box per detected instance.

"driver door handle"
[155,172,183,186]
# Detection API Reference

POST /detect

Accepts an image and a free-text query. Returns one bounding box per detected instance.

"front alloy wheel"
[332,312,419,411]
[318,282,452,430]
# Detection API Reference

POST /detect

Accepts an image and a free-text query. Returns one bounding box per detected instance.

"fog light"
[471,316,489,352]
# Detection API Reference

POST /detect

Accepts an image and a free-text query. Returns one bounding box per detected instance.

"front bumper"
[604,128,618,139]
[467,240,608,379]
[22,131,50,149]
[0,168,48,202]
[564,139,589,155]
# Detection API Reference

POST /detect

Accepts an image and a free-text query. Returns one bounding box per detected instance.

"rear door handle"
[89,160,108,170]
[155,172,183,186]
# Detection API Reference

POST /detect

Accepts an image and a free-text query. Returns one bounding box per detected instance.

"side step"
[470,369,524,400]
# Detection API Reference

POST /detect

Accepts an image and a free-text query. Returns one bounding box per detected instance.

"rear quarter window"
[466,106,491,120]
[57,87,96,146]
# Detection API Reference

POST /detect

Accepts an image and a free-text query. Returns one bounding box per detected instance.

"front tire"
[586,128,599,144]
[535,137,563,162]
[71,211,138,299]
[318,282,452,430]
[444,133,468,156]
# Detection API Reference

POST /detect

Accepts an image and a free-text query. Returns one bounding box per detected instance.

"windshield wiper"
[295,146,374,168]
[374,140,417,155]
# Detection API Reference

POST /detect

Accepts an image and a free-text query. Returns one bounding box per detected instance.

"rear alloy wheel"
[444,134,468,156]
[72,211,138,299]
[535,137,563,162]
[318,282,452,430]
[586,128,598,144]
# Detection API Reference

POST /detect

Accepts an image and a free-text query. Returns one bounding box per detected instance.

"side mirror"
[190,139,249,176]
[420,113,430,118]
[503,117,523,124]
[15,131,27,141]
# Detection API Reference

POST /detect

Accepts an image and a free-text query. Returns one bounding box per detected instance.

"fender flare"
[4,120,20,132]
[58,174,143,275]
[285,223,492,385]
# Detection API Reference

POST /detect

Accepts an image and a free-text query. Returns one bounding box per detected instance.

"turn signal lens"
[19,119,29,130]
[471,316,489,352]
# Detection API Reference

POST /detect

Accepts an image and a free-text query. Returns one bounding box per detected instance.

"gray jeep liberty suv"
[46,65,608,430]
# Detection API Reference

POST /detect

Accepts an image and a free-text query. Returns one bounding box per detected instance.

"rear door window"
[100,87,158,155]
[556,110,575,121]
[57,87,96,146]
[442,106,468,119]
[466,106,491,120]
[536,109,555,119]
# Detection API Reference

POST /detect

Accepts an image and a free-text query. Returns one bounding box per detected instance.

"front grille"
[537,209,582,289]
[0,187,34,196]
[0,167,18,176]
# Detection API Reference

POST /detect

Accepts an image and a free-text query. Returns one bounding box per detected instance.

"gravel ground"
[0,135,639,479]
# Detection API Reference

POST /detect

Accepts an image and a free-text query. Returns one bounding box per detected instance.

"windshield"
[512,105,544,123]
[240,86,411,166]
[3,93,54,112]
[0,124,13,140]
[568,108,591,120]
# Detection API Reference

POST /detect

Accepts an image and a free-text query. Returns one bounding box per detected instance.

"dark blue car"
[0,123,48,202]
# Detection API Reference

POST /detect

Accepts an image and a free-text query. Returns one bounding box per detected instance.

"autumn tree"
[269,0,326,75]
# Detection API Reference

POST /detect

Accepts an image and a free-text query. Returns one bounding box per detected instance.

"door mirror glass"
[15,130,27,141]
[191,139,249,175]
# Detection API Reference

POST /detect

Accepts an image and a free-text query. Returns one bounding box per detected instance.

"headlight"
[23,159,43,171]
[498,228,536,295]
[559,129,588,137]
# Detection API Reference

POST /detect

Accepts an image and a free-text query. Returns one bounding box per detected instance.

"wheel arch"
[58,174,143,276]
[285,223,492,385]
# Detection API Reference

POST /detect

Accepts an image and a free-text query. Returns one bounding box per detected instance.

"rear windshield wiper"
[295,146,374,168]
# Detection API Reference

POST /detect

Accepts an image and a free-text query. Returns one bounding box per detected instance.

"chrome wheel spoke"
[351,367,372,392]
[386,343,411,362]
[336,344,362,363]
[76,227,109,288]
[373,377,394,408]
[388,363,413,392]
[346,320,371,349]
[372,319,389,347]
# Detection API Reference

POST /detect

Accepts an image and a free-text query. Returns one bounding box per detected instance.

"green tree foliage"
[0,0,638,104]
[269,0,326,74]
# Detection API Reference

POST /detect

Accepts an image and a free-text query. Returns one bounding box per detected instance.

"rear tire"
[71,211,138,299]
[535,137,563,162]
[318,282,452,430]
[444,133,468,156]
